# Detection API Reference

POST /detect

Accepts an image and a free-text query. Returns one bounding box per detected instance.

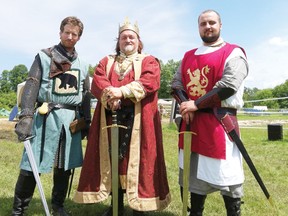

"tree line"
[1,61,288,110]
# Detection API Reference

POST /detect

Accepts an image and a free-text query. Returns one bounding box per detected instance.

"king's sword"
[102,111,127,216]
[23,136,50,216]
[179,125,196,216]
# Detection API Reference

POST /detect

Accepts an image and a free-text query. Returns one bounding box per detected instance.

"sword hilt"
[112,110,117,125]
[23,135,35,141]
[102,110,128,130]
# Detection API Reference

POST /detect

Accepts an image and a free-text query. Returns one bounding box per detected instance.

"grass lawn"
[0,115,287,215]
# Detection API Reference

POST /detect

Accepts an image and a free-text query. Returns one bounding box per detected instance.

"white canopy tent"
[16,81,26,107]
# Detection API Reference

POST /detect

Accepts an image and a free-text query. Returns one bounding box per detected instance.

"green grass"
[0,116,287,215]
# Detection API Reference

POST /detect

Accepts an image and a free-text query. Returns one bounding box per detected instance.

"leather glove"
[15,116,33,141]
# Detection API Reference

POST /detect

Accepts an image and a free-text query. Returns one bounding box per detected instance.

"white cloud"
[1,0,287,91]
[268,37,288,46]
[245,35,288,89]
[0,0,192,69]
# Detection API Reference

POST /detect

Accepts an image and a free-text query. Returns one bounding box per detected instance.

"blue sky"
[1,0,288,89]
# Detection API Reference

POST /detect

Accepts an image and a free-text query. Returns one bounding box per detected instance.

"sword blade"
[111,111,119,216]
[23,138,50,216]
[182,124,191,216]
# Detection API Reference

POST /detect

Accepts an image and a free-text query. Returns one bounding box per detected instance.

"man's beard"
[123,45,135,54]
[201,33,220,44]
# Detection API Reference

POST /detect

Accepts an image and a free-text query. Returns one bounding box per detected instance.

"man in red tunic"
[172,10,248,216]
[74,18,171,215]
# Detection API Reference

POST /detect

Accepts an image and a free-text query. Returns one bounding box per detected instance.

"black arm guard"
[80,75,91,122]
[78,75,91,140]
[15,55,42,141]
[20,54,42,116]
[195,87,235,109]
[80,91,92,122]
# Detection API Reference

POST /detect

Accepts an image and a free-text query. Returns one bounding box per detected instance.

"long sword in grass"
[102,110,127,216]
[179,124,196,216]
[23,136,50,216]
[171,89,195,215]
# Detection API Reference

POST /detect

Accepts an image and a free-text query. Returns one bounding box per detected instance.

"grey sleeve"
[171,62,184,90]
[215,56,249,91]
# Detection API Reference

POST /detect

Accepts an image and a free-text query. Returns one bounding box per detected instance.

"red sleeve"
[139,55,161,95]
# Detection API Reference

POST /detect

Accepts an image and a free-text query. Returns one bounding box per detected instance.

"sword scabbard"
[215,110,273,206]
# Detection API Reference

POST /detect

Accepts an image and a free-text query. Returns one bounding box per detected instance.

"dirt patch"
[165,117,288,128]
[0,118,17,129]
[238,119,288,127]
[0,118,18,141]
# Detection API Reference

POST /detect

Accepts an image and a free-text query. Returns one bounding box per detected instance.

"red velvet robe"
[74,54,171,211]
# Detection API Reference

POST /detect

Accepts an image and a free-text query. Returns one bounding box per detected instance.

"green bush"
[0,91,17,110]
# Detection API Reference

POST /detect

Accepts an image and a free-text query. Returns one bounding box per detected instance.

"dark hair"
[198,9,221,24]
[115,35,144,55]
[60,16,84,37]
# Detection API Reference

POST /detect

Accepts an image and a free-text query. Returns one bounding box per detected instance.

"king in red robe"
[73,52,171,212]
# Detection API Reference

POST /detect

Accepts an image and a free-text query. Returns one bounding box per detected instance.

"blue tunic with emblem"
[20,49,89,173]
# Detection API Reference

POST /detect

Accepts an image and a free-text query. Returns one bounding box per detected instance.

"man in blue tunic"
[12,16,91,216]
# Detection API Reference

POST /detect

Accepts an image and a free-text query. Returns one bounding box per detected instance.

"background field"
[0,114,287,216]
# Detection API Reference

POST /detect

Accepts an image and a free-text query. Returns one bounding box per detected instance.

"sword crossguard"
[102,124,127,130]
[179,131,197,135]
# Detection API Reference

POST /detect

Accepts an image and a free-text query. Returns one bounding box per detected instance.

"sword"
[179,124,196,216]
[23,136,50,216]
[218,113,274,207]
[171,89,195,215]
[67,168,75,198]
[102,111,127,216]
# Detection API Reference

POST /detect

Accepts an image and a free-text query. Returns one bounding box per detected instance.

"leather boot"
[190,192,207,216]
[11,170,36,216]
[51,168,71,216]
[180,186,191,213]
[102,189,124,216]
[223,195,242,216]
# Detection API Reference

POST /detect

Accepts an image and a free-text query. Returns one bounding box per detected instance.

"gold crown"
[119,17,140,35]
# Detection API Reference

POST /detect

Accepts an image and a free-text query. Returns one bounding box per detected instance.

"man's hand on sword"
[179,101,197,124]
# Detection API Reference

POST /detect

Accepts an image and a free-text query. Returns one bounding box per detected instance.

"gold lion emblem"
[186,65,210,97]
